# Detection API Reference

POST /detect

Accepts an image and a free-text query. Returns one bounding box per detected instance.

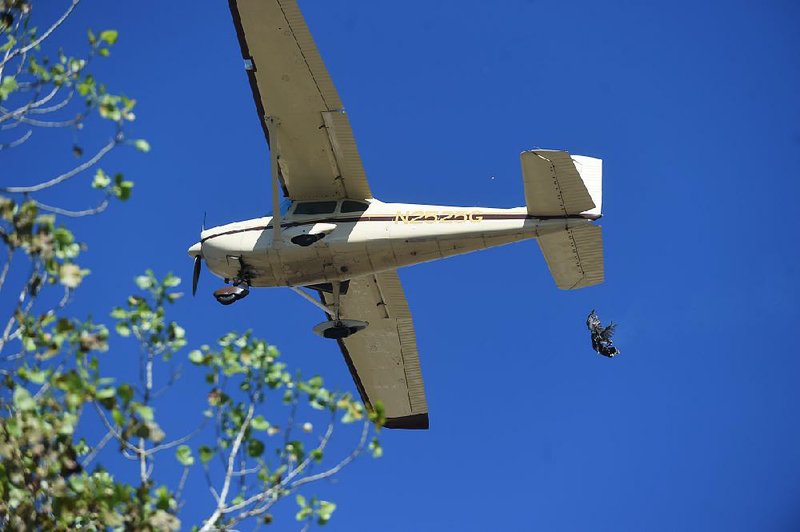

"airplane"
[188,0,606,430]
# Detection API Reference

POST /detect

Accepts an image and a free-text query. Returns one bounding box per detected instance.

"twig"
[290,420,370,489]
[2,136,118,193]
[81,430,114,467]
[29,197,109,218]
[145,419,208,457]
[92,401,140,454]
[200,404,255,532]
[0,129,32,150]
[175,466,191,507]
[0,247,13,294]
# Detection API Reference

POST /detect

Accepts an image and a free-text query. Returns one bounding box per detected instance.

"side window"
[293,201,337,215]
[340,200,369,214]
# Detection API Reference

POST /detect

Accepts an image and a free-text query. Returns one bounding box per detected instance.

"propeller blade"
[192,255,202,296]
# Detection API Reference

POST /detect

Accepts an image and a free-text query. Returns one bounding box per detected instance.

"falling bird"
[586,310,620,358]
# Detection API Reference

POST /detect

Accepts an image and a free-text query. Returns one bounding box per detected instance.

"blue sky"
[6,1,800,530]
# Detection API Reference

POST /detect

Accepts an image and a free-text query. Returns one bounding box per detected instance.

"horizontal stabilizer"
[538,224,604,289]
[521,150,602,216]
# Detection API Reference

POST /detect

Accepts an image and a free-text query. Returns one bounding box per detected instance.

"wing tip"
[384,413,429,430]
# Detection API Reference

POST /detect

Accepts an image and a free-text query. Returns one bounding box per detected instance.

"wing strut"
[266,117,282,242]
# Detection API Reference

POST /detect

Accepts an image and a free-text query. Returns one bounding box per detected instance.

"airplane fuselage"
[193,199,596,288]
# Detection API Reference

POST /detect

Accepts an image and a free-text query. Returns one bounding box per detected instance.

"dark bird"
[586,310,620,358]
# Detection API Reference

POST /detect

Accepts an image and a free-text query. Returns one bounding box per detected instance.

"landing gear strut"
[291,281,368,340]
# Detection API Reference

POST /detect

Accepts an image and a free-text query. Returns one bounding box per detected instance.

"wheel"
[215,293,238,305]
[213,285,250,305]
[322,325,353,339]
[312,319,369,339]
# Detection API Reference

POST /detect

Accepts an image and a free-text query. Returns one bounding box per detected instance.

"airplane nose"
[188,241,202,258]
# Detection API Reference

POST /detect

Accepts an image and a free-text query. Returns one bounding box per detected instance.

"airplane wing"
[319,271,429,429]
[228,0,372,200]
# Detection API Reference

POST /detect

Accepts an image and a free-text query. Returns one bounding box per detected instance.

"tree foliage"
[0,2,382,529]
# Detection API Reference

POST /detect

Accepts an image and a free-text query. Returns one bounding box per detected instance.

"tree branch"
[29,197,109,218]
[0,129,32,150]
[2,136,118,193]
[200,404,254,532]
[81,430,114,468]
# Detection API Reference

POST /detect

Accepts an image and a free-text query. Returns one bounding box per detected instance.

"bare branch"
[92,401,141,455]
[0,247,13,294]
[220,415,342,525]
[175,466,191,508]
[144,419,208,457]
[0,85,61,124]
[290,419,370,490]
[81,430,114,468]
[9,114,84,128]
[200,404,255,532]
[2,136,118,193]
[29,90,75,114]
[0,262,39,356]
[29,197,109,218]
[0,129,32,150]
[138,436,148,484]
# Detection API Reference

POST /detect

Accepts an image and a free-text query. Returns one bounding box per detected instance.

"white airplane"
[188,0,606,430]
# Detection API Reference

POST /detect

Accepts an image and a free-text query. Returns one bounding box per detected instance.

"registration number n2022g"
[393,211,484,224]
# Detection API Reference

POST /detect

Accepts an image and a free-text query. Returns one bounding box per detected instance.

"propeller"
[192,255,202,296]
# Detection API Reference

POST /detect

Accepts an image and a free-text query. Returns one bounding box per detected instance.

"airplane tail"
[520,149,604,289]
[520,149,602,217]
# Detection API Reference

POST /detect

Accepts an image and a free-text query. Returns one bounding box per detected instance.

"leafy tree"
[0,2,382,529]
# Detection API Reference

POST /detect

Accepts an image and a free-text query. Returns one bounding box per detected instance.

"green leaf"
[59,263,85,288]
[113,180,134,201]
[133,139,150,153]
[247,438,265,458]
[188,350,204,365]
[96,387,116,399]
[115,322,131,337]
[117,384,134,404]
[99,29,118,45]
[133,403,154,421]
[135,274,153,290]
[317,500,337,525]
[13,387,35,411]
[0,75,18,100]
[198,445,214,464]
[92,168,111,189]
[251,415,270,431]
[369,437,383,458]
[175,445,194,466]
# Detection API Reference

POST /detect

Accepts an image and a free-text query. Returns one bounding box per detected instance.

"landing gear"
[312,319,368,339]
[290,281,368,340]
[213,284,250,305]
[213,258,252,306]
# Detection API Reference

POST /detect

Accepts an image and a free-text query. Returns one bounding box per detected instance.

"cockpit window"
[293,201,337,215]
[341,200,369,213]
